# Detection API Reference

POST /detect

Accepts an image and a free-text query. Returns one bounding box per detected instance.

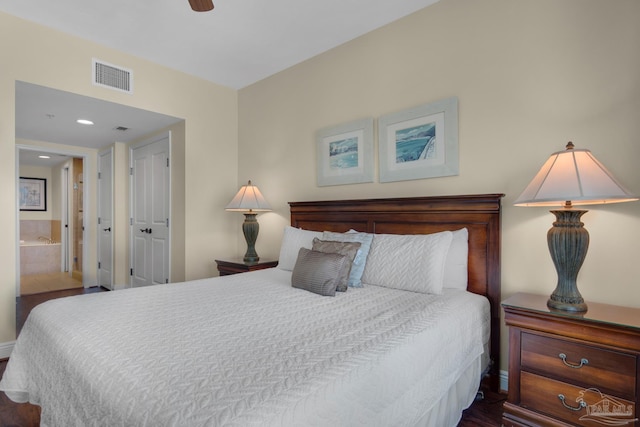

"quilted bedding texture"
[0,268,490,426]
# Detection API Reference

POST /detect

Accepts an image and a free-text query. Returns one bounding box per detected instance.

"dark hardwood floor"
[2,287,107,427]
[1,287,505,426]
[16,286,107,335]
[0,359,41,427]
[459,388,506,426]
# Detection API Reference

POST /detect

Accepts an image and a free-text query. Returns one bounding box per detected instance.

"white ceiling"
[0,0,440,89]
[16,82,183,149]
[5,0,441,166]
[16,81,183,166]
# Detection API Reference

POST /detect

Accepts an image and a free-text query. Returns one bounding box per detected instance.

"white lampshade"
[225,180,272,212]
[514,142,637,207]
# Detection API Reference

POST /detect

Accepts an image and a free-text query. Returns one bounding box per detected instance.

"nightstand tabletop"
[215,258,279,276]
[502,292,640,332]
[215,258,278,266]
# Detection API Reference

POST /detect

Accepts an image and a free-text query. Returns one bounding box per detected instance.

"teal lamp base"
[546,209,589,313]
[242,212,260,263]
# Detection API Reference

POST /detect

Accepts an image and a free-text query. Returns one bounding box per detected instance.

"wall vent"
[92,59,133,94]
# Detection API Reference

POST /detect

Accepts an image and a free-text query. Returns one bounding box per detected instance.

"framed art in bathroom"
[19,177,47,211]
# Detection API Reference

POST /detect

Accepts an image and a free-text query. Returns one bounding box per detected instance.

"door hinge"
[166,158,169,168]
[98,172,101,179]
[130,218,133,226]
[166,218,169,227]
[98,217,101,225]
[98,262,101,269]
[130,167,133,175]
[130,268,133,276]
[166,278,169,284]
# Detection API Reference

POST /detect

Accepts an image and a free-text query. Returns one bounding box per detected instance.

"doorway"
[14,81,184,292]
[17,147,86,295]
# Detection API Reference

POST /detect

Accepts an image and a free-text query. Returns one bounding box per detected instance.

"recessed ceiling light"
[38,155,51,159]
[77,119,94,125]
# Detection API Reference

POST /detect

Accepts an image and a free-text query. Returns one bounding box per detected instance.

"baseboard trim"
[500,369,508,392]
[0,341,15,359]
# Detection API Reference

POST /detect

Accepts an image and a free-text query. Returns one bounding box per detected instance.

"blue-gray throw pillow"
[322,230,373,288]
[311,238,361,292]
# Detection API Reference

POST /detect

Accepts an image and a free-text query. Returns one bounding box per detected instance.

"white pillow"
[361,230,453,294]
[278,226,323,271]
[443,228,469,290]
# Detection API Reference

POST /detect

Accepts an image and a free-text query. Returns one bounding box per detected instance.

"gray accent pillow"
[311,238,361,292]
[291,248,349,296]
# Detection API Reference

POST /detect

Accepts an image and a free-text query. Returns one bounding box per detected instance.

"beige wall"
[111,142,128,286]
[238,0,640,372]
[0,12,239,343]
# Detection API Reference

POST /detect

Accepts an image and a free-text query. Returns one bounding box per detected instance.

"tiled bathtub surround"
[20,220,62,275]
[20,243,61,275]
[20,220,61,242]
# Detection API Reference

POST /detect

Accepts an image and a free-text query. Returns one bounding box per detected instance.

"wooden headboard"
[289,193,504,390]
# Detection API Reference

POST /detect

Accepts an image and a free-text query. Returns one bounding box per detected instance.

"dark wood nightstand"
[502,292,640,427]
[215,258,278,276]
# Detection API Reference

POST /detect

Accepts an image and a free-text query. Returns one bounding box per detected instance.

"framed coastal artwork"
[19,177,47,211]
[378,97,459,183]
[316,117,374,186]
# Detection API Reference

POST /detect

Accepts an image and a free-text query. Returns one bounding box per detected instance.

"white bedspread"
[0,268,489,426]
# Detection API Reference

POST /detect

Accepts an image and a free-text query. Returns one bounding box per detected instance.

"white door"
[130,132,171,287]
[61,165,70,273]
[98,148,114,289]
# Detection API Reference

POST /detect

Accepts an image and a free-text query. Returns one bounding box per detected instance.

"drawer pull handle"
[558,394,587,411]
[558,353,588,368]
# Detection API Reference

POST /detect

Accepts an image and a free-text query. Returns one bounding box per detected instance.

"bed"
[0,194,503,426]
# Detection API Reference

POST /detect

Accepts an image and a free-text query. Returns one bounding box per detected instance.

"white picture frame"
[378,97,459,183]
[316,117,374,186]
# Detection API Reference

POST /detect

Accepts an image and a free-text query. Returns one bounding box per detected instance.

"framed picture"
[316,117,374,186]
[19,177,47,211]
[378,97,458,183]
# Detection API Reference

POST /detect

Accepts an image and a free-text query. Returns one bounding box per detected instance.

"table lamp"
[514,142,638,312]
[225,180,272,263]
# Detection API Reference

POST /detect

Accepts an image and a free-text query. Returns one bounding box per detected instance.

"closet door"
[129,132,171,287]
[98,148,114,289]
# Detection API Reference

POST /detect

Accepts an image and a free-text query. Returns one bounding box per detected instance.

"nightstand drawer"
[522,332,637,398]
[521,371,636,426]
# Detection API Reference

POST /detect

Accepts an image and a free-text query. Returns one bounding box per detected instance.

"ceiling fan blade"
[189,0,214,12]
